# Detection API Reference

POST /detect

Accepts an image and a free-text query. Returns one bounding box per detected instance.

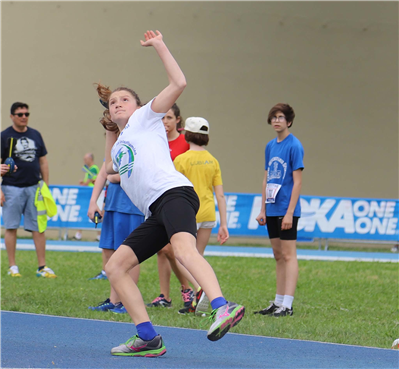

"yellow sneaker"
[36,266,57,278]
[8,266,21,277]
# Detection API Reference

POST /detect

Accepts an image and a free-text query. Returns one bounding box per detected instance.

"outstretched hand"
[140,30,163,47]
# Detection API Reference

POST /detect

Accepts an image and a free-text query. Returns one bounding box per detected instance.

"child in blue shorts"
[87,162,144,313]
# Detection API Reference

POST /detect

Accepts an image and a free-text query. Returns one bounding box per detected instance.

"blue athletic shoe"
[89,271,108,280]
[88,298,115,311]
[110,302,127,314]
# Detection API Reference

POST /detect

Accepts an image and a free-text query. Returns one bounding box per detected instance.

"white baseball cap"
[184,117,209,135]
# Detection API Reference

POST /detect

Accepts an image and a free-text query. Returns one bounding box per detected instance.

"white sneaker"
[96,235,101,242]
[194,288,210,316]
[36,266,57,278]
[8,265,21,277]
[74,232,82,240]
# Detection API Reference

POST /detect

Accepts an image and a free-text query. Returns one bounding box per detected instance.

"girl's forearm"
[153,42,186,89]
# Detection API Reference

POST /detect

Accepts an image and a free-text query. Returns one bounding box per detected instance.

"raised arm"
[140,30,186,114]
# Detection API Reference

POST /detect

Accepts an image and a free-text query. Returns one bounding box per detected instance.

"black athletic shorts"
[122,186,199,264]
[266,216,299,240]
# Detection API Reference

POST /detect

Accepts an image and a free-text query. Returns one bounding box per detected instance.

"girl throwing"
[100,30,245,358]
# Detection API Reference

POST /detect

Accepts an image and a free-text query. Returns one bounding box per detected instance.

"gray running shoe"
[111,334,166,357]
[195,288,210,316]
[207,301,245,342]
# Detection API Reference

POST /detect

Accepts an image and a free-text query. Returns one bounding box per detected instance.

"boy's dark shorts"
[266,216,299,240]
[122,186,199,263]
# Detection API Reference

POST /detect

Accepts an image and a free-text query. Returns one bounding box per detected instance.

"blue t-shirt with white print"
[265,133,304,217]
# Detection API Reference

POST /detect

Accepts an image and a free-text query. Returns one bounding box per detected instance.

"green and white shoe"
[207,301,245,341]
[111,334,166,357]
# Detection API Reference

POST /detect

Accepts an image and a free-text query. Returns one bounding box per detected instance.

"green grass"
[1,249,398,348]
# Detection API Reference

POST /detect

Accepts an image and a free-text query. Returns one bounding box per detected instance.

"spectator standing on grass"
[1,102,56,278]
[147,103,195,310]
[255,103,304,317]
[173,117,229,315]
[74,153,100,241]
[87,158,144,314]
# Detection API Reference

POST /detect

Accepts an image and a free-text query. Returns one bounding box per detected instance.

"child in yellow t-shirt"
[173,117,229,315]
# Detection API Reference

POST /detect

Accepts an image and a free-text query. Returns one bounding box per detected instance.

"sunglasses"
[14,113,30,117]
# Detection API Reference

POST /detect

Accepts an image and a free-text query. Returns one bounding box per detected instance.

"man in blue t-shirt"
[255,103,304,318]
[1,102,56,278]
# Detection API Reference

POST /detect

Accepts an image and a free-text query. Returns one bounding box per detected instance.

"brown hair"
[170,103,184,131]
[184,131,209,146]
[267,103,295,128]
[95,83,141,133]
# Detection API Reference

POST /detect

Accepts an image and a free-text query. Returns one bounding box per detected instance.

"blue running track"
[1,239,398,368]
[2,311,398,369]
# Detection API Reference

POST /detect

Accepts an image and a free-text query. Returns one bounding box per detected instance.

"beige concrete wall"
[2,1,398,199]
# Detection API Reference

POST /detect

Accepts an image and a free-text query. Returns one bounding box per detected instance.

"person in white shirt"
[98,30,245,358]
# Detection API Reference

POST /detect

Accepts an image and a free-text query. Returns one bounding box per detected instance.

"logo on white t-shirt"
[115,143,135,178]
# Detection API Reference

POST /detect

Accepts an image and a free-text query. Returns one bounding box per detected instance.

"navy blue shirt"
[265,133,304,217]
[1,126,47,187]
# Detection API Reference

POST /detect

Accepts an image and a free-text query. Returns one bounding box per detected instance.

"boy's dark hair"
[184,131,209,146]
[11,102,29,115]
[267,103,295,128]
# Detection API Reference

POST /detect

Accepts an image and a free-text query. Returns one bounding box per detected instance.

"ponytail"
[95,83,119,133]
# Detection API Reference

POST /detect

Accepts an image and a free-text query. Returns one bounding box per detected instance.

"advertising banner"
[1,186,398,242]
[211,193,399,242]
[0,185,103,230]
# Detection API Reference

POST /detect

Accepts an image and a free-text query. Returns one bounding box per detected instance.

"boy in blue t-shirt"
[255,103,304,317]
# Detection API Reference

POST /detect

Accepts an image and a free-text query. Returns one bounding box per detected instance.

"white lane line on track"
[1,243,397,262]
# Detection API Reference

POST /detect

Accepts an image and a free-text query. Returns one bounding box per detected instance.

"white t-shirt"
[111,98,193,218]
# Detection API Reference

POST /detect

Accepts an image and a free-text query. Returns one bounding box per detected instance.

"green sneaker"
[111,334,166,357]
[207,301,245,342]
